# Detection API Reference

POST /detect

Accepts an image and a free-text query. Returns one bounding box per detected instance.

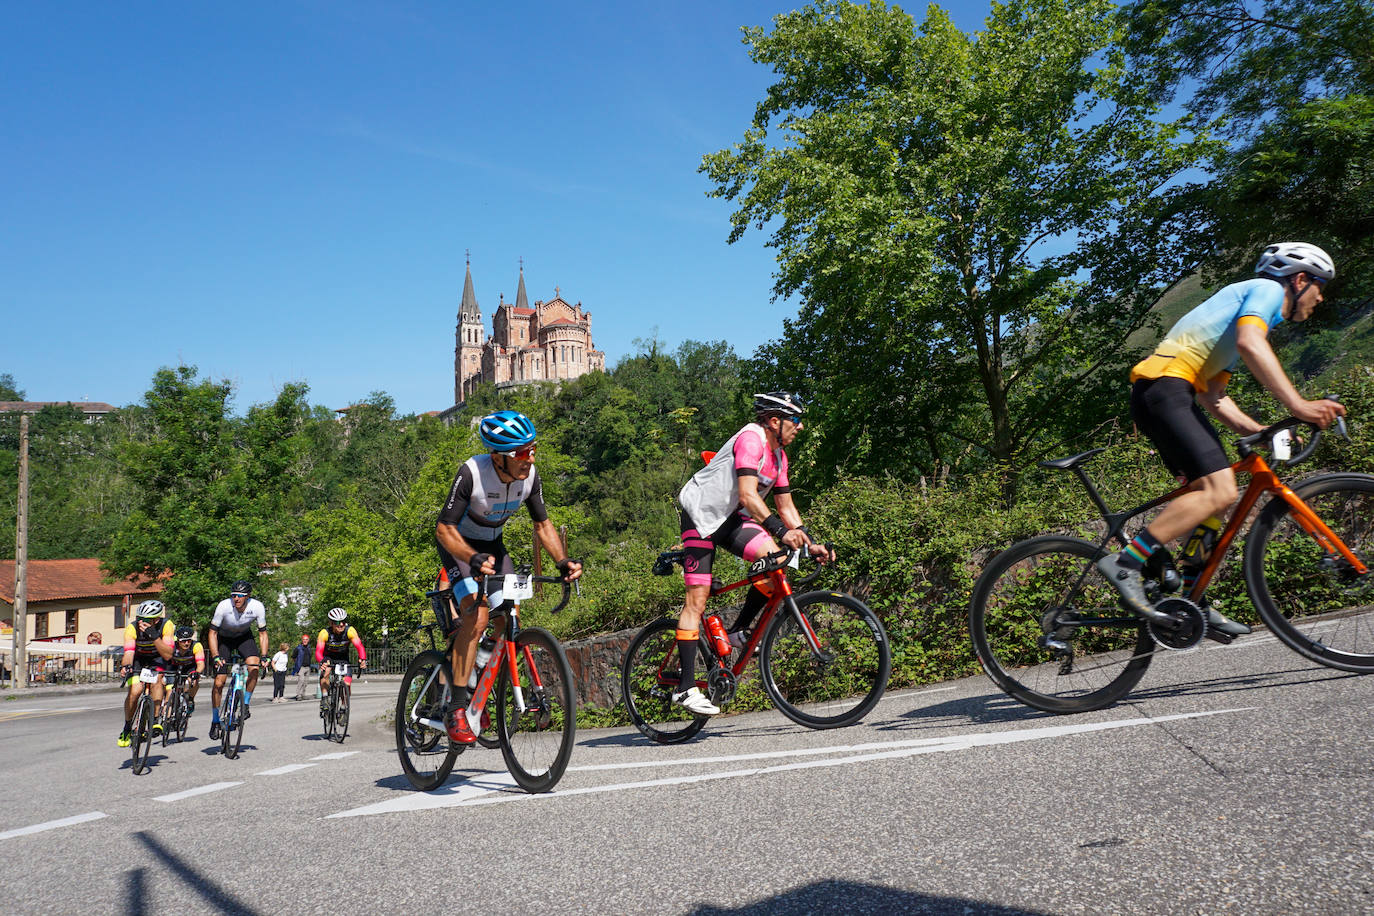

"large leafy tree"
[1121,0,1374,289]
[703,0,1219,487]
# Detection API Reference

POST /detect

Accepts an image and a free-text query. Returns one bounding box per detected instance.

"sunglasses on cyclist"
[500,444,537,460]
[230,592,249,599]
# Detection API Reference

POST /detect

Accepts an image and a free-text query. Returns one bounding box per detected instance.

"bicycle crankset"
[706,666,737,707]
[1146,597,1207,651]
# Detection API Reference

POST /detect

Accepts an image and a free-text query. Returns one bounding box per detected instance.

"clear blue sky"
[2,1,990,416]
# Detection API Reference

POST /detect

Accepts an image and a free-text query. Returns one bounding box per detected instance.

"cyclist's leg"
[673,511,720,715]
[1099,379,1238,623]
[724,518,778,639]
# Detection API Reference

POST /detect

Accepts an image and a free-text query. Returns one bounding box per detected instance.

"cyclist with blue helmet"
[434,410,582,745]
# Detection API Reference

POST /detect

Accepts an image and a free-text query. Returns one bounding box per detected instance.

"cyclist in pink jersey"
[673,392,834,715]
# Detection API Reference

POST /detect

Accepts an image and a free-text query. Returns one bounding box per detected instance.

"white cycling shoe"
[671,686,720,716]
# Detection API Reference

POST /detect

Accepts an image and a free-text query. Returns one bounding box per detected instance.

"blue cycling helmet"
[479,410,537,452]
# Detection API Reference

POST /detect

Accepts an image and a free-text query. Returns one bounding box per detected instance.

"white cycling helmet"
[753,391,806,417]
[327,607,348,624]
[1255,242,1335,281]
[136,600,165,619]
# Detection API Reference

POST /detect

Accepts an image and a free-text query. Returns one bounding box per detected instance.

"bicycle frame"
[1070,448,1369,600]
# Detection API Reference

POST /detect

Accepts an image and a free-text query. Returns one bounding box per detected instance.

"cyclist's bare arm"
[737,474,801,549]
[1198,374,1265,435]
[435,521,496,577]
[533,518,581,581]
[773,492,836,563]
[1237,321,1345,427]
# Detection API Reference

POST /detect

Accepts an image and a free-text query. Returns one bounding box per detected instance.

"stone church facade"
[453,259,606,405]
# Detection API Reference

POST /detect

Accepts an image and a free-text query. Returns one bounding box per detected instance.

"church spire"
[460,250,481,321]
[515,257,529,311]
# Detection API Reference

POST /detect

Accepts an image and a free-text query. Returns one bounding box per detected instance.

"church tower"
[454,254,484,404]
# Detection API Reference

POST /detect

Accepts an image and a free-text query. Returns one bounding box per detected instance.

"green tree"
[1121,0,1374,289]
[0,373,23,400]
[702,0,1219,489]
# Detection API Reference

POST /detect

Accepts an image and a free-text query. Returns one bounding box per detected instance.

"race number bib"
[139,668,159,684]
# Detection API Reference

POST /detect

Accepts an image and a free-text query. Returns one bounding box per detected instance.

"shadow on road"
[690,878,1048,915]
[132,830,262,915]
[881,691,1054,730]
[1124,664,1359,703]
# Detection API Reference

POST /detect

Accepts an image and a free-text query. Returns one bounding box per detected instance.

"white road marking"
[256,763,317,776]
[153,781,243,803]
[328,707,1254,819]
[0,811,107,841]
[311,751,360,760]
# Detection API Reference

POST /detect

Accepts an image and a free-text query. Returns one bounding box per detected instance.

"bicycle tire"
[175,692,189,743]
[1244,473,1374,673]
[621,617,708,744]
[336,682,350,743]
[160,694,171,748]
[760,591,891,729]
[969,535,1154,713]
[323,683,337,740]
[219,691,233,756]
[396,649,460,790]
[131,693,154,775]
[229,690,245,758]
[495,627,576,793]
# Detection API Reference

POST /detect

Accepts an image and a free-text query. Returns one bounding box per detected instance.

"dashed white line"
[153,781,243,803]
[311,751,360,760]
[256,763,317,776]
[0,811,107,841]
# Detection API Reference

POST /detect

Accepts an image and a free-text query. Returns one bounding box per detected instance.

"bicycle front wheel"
[395,649,459,790]
[131,695,154,775]
[230,691,245,758]
[219,694,233,756]
[323,685,337,740]
[175,693,189,743]
[1245,473,1374,672]
[760,591,891,729]
[970,535,1153,713]
[336,684,350,743]
[495,628,576,793]
[621,617,708,744]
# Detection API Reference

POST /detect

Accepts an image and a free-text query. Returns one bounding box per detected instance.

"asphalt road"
[1,632,1372,915]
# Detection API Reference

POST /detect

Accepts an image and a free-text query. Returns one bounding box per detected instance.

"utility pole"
[13,414,29,688]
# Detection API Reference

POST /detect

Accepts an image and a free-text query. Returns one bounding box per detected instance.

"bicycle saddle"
[1039,447,1107,471]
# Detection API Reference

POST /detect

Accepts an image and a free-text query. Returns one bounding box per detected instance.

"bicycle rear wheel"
[495,628,576,793]
[131,694,154,775]
[621,617,708,744]
[323,684,337,740]
[970,535,1153,713]
[761,591,891,729]
[395,649,460,790]
[230,691,245,758]
[159,697,171,748]
[1245,473,1374,673]
[219,693,233,756]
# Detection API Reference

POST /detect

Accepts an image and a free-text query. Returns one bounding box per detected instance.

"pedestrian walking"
[292,632,312,700]
[270,642,289,702]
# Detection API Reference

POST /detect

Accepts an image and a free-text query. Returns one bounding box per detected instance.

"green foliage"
[0,373,23,401]
[704,0,1219,486]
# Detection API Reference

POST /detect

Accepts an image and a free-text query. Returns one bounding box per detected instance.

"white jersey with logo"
[210,597,267,637]
[437,454,549,542]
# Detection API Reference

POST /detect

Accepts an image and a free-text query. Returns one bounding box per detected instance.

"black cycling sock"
[123,719,131,732]
[677,639,697,693]
[731,586,769,633]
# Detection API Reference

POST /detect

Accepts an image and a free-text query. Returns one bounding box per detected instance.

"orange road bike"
[970,410,1373,713]
[622,547,890,742]
[396,569,576,793]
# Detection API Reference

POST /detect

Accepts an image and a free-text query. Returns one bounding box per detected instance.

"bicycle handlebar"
[419,566,576,633]
[1236,396,1348,468]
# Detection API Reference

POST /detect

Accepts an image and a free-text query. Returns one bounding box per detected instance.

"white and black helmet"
[327,607,348,624]
[1255,242,1335,281]
[753,391,806,418]
[136,600,166,619]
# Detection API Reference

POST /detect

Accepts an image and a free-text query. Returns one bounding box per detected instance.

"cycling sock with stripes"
[676,629,698,693]
[1119,530,1162,571]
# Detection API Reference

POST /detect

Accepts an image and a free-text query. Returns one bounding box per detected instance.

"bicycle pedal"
[1203,629,1235,645]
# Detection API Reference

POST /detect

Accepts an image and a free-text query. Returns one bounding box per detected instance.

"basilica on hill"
[451,257,606,406]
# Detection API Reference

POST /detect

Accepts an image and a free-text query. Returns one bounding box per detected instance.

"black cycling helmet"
[753,391,806,418]
[174,625,194,641]
[230,580,253,597]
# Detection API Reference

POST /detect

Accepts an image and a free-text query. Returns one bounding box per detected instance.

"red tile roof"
[0,401,116,414]
[0,559,163,605]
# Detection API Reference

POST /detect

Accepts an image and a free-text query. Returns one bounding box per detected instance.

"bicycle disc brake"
[1146,597,1207,651]
[706,666,737,707]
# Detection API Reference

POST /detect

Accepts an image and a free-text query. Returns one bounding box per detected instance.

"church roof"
[515,265,529,310]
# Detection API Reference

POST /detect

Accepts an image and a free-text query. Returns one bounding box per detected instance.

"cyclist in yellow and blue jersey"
[1097,243,1346,633]
[117,600,175,747]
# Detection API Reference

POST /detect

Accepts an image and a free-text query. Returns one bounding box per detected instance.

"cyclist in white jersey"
[434,410,582,744]
[207,579,269,740]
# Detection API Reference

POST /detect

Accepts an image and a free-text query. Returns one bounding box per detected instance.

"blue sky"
[2,1,991,416]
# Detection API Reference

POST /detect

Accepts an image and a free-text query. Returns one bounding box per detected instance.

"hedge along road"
[1,635,1371,915]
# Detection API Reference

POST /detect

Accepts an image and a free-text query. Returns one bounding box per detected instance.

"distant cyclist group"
[121,241,1371,794]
